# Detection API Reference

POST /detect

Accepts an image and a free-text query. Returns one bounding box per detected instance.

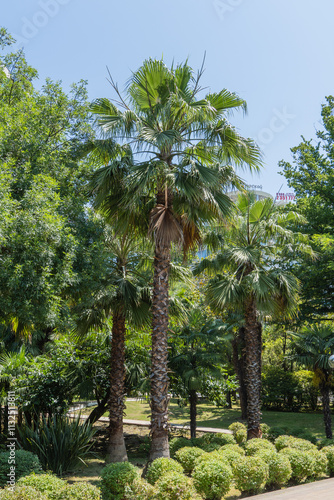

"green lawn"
[120,399,327,439]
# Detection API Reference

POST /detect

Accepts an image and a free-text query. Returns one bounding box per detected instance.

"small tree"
[289,324,334,438]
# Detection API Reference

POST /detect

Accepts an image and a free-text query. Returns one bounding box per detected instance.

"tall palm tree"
[194,193,313,439]
[74,233,150,462]
[89,59,261,458]
[289,325,334,438]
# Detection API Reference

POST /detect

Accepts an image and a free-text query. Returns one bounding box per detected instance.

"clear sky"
[2,0,334,196]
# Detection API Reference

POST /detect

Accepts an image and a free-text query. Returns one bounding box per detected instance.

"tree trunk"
[86,394,109,425]
[244,297,262,439]
[107,311,128,462]
[149,243,171,460]
[320,381,332,439]
[232,327,248,420]
[189,390,197,439]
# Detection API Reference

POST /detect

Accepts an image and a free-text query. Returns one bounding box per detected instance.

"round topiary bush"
[54,482,102,500]
[262,452,292,487]
[308,450,328,478]
[192,459,233,500]
[17,473,65,499]
[219,444,245,456]
[100,462,139,500]
[280,448,314,482]
[217,448,244,467]
[175,447,205,474]
[156,471,199,500]
[245,438,276,456]
[0,450,42,488]
[0,485,46,500]
[146,458,183,485]
[232,456,269,494]
[228,423,247,444]
[321,446,334,476]
[124,478,158,500]
[275,436,316,453]
[169,438,192,458]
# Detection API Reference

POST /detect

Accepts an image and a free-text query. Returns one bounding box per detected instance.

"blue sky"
[2,0,334,196]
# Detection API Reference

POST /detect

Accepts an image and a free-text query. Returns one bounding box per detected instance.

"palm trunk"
[149,242,171,460]
[189,390,197,439]
[244,297,262,439]
[107,310,128,462]
[232,327,248,420]
[320,381,332,439]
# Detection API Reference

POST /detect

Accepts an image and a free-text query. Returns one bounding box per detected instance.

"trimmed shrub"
[219,444,245,456]
[0,450,42,487]
[169,438,192,458]
[192,459,233,500]
[156,472,199,500]
[146,458,183,485]
[308,450,328,478]
[0,486,46,499]
[233,456,269,494]
[280,448,314,482]
[321,446,334,476]
[217,448,244,467]
[100,462,139,500]
[228,423,247,444]
[17,473,65,499]
[262,453,292,487]
[175,447,205,474]
[275,435,317,453]
[54,482,102,500]
[245,438,276,456]
[193,451,229,469]
[124,478,158,500]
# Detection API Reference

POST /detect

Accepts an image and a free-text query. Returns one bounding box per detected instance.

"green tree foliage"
[0,29,105,344]
[280,96,334,320]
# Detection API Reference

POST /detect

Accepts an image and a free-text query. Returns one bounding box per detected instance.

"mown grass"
[120,399,326,439]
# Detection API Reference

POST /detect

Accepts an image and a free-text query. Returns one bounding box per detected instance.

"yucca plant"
[18,415,96,475]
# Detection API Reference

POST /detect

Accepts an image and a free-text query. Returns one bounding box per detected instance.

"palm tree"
[74,232,150,462]
[169,310,232,438]
[194,193,313,439]
[89,59,261,458]
[289,325,334,438]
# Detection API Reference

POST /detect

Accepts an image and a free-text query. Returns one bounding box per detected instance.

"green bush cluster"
[155,471,199,500]
[17,473,65,499]
[55,483,101,500]
[146,458,183,485]
[219,444,245,455]
[321,446,334,475]
[100,462,139,500]
[124,478,158,500]
[169,438,192,458]
[192,459,232,500]
[257,451,292,487]
[228,423,247,444]
[280,448,314,482]
[232,456,269,494]
[0,450,42,487]
[0,485,47,500]
[275,435,317,452]
[245,438,276,456]
[175,447,205,474]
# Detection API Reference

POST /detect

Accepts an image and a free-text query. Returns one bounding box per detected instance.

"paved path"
[243,478,334,500]
[67,412,232,434]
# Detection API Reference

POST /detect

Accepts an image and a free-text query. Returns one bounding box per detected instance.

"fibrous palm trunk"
[107,310,128,462]
[189,390,198,439]
[149,243,171,460]
[232,327,248,420]
[244,297,262,439]
[320,380,332,439]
